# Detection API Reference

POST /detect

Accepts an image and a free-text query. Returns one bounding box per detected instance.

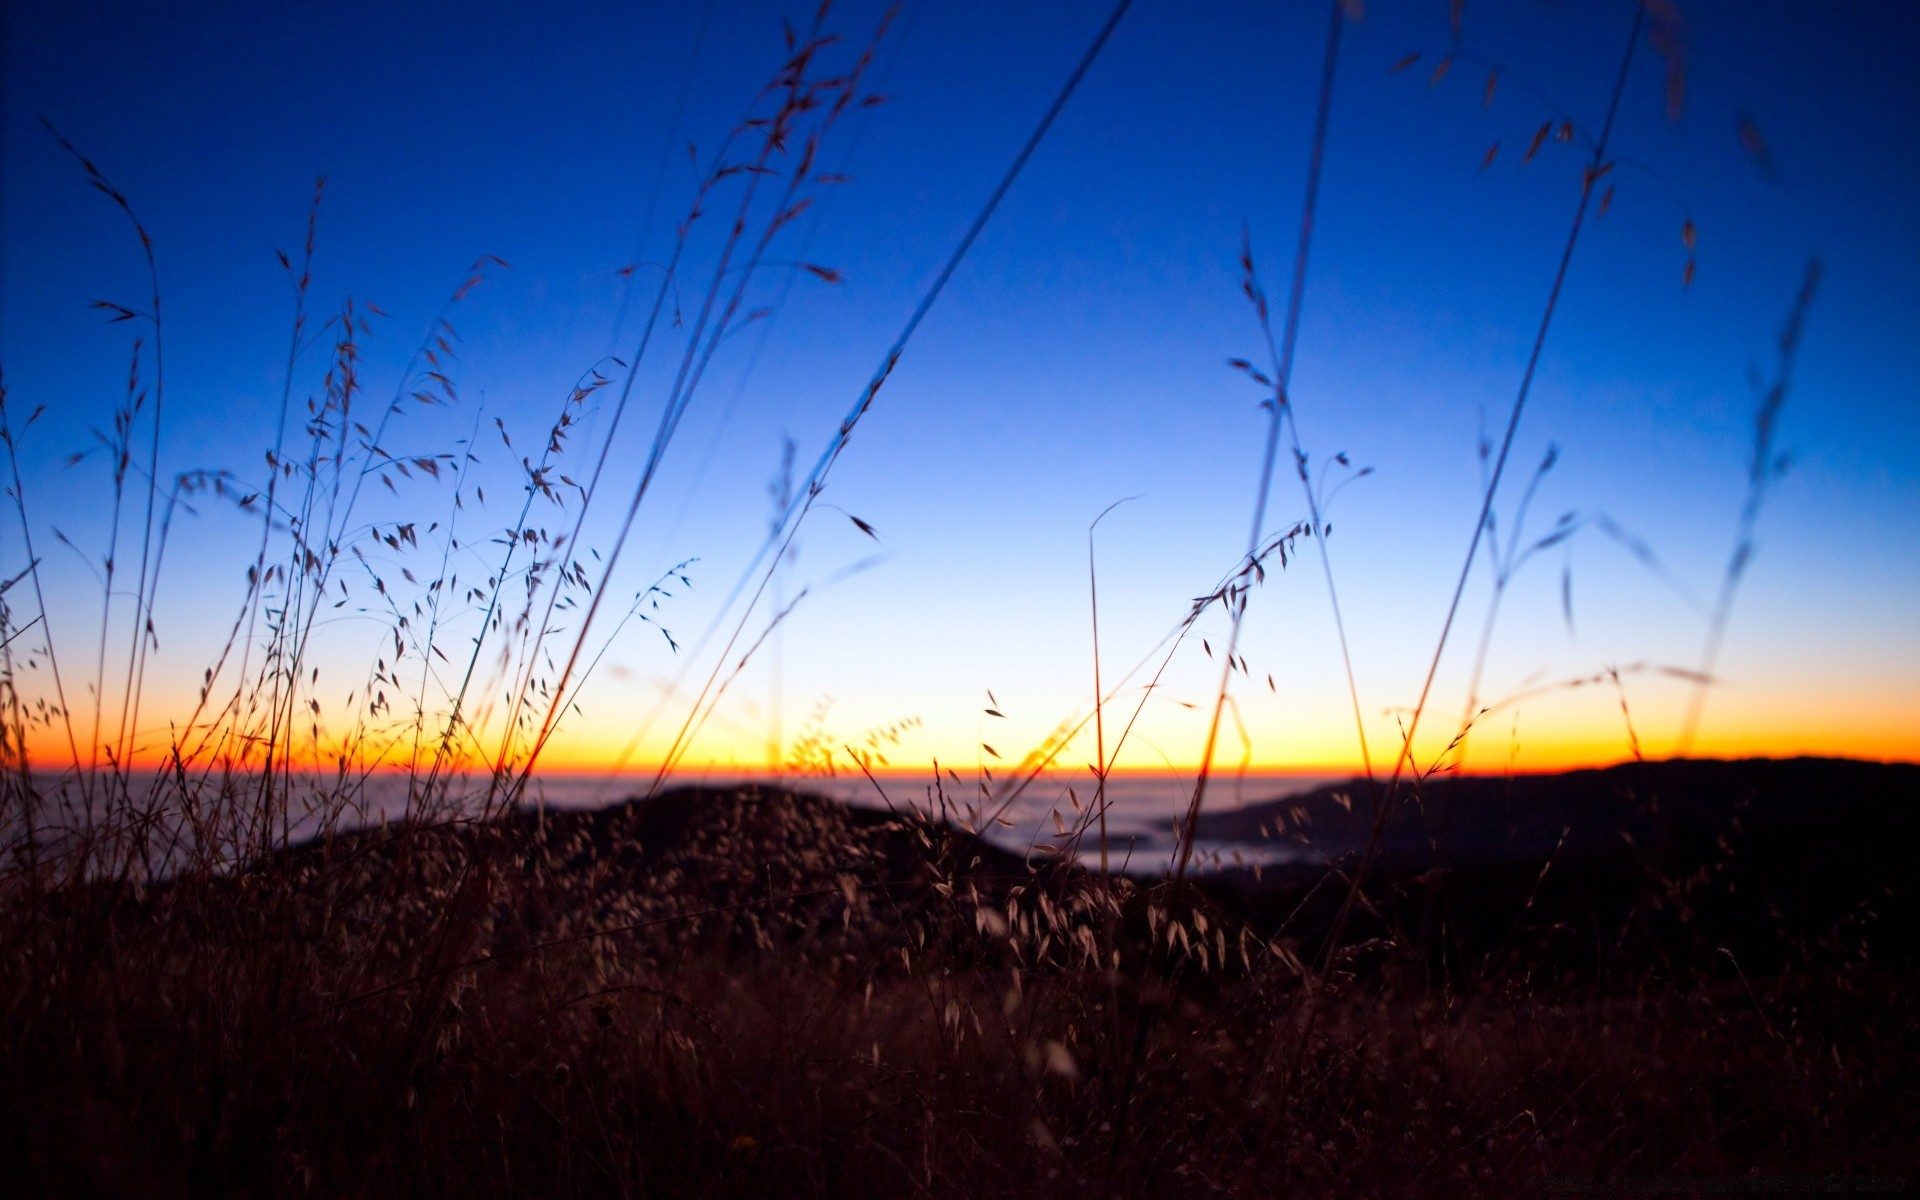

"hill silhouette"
[1180,757,1920,973]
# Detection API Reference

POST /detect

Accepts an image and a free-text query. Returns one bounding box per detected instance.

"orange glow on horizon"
[22,672,1917,781]
[39,732,1915,781]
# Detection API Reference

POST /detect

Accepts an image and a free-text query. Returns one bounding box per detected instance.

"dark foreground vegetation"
[2,758,1915,1197]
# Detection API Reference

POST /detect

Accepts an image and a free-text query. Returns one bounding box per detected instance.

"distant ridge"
[1185,756,1919,864]
[1172,756,1920,971]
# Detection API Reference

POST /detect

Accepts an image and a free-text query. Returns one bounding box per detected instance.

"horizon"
[25,750,1916,797]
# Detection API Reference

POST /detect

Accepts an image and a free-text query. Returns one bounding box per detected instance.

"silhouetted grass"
[2,2,1912,1196]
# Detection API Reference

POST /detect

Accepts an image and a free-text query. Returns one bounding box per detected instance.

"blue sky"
[4,0,1916,779]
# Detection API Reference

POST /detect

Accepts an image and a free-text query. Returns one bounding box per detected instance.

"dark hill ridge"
[1186,756,1919,866]
[1178,757,1920,970]
[257,783,1043,968]
[217,756,1912,975]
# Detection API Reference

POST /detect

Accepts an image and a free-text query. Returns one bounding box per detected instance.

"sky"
[3,0,1917,791]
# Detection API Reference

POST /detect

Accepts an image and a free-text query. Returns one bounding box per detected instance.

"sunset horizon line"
[30,748,1917,783]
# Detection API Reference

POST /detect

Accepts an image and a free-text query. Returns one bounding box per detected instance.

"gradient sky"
[4,0,1917,784]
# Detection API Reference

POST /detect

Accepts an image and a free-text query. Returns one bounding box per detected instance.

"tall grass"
[1,2,1906,1197]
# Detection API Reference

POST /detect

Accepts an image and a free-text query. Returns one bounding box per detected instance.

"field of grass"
[3,1,1915,1195]
[3,772,1916,1196]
